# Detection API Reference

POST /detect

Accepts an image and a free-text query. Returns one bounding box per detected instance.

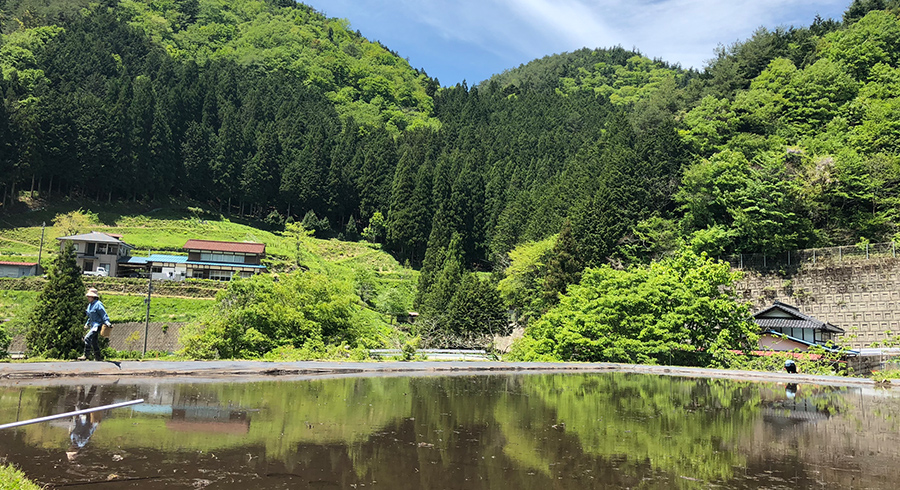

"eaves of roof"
[762,330,859,356]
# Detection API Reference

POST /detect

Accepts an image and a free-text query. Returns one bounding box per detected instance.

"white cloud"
[304,0,849,80]
[499,0,613,46]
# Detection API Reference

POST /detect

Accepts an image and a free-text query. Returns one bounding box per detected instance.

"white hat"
[85,288,99,298]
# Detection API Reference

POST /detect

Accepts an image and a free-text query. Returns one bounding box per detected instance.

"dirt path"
[0,360,880,388]
[0,236,38,249]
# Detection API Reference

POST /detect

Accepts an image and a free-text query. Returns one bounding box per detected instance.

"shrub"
[180,271,359,359]
[0,324,10,358]
[509,248,757,366]
[0,464,42,490]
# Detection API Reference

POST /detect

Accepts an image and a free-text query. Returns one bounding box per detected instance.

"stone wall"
[735,258,900,350]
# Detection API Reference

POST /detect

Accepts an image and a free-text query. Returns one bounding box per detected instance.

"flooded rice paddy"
[2,373,900,489]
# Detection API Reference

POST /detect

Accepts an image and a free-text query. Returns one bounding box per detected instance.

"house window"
[100,263,110,273]
[96,244,108,255]
[200,252,245,264]
[240,271,254,278]
[151,266,162,273]
[108,245,118,256]
[83,261,93,272]
[208,270,234,281]
[72,243,79,252]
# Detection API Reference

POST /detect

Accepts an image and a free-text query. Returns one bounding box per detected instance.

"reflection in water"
[0,374,899,489]
[70,385,99,450]
[786,383,798,399]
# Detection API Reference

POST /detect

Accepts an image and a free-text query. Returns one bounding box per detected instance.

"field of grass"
[0,290,214,324]
[0,290,36,322]
[103,294,216,323]
[1,200,313,266]
[0,214,293,265]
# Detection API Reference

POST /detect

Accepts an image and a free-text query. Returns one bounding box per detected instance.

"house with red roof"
[181,239,266,280]
[0,261,39,278]
[120,239,267,281]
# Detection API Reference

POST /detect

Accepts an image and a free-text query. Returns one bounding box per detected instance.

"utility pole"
[37,222,45,274]
[143,251,152,356]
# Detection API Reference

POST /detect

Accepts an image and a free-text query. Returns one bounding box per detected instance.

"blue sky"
[302,0,851,85]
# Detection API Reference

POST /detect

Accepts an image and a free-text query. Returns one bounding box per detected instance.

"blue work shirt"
[85,300,110,332]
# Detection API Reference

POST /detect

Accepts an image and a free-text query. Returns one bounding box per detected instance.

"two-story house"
[126,239,268,281]
[57,232,134,277]
[182,239,266,280]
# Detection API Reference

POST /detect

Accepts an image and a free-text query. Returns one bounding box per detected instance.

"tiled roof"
[0,261,37,266]
[753,301,844,334]
[57,231,133,247]
[756,318,823,330]
[183,239,265,255]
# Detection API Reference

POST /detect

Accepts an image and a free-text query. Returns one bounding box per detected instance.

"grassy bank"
[2,289,216,323]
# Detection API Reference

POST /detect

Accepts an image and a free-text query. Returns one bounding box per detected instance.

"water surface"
[1,373,899,489]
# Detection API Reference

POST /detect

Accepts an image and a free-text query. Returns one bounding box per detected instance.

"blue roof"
[149,254,189,264]
[120,256,149,265]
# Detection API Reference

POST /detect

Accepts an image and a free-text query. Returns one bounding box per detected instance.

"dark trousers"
[83,328,102,360]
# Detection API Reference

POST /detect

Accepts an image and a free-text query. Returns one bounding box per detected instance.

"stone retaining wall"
[735,258,900,350]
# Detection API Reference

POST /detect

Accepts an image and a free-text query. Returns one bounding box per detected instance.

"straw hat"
[85,288,99,299]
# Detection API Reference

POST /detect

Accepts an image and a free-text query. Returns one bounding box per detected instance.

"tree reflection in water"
[0,373,898,489]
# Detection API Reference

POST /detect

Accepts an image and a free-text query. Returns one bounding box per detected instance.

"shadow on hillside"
[0,197,229,229]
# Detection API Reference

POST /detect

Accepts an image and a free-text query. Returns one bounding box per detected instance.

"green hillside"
[0,202,418,359]
[485,46,697,106]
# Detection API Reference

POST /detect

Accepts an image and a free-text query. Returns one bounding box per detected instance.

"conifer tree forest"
[3,0,900,360]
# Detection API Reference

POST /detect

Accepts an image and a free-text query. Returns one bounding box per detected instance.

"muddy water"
[1,373,899,489]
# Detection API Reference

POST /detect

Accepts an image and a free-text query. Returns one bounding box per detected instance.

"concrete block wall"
[7,321,185,356]
[108,322,185,353]
[735,258,900,350]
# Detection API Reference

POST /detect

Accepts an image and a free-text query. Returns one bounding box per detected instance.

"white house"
[57,232,134,277]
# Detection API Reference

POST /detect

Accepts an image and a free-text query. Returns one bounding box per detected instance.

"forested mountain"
[486,46,697,105]
[4,0,900,342]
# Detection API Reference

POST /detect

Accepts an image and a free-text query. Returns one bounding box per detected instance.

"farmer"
[784,359,798,374]
[79,288,111,361]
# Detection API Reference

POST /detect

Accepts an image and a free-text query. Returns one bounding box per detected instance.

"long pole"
[37,222,45,274]
[144,251,152,356]
[0,399,144,430]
